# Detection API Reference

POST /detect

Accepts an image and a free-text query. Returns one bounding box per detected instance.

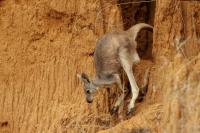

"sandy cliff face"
[0,0,124,132]
[0,0,199,133]
[100,1,200,133]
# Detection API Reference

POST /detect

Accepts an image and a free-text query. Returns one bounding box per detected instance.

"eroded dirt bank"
[0,0,199,133]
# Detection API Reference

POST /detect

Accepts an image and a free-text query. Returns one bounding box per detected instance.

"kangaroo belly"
[101,57,121,73]
[95,53,121,74]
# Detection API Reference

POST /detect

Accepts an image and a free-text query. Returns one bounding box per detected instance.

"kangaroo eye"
[86,90,90,94]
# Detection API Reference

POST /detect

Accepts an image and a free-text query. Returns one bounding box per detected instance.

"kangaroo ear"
[81,73,90,83]
[77,73,90,83]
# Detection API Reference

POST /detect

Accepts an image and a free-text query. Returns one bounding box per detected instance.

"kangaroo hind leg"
[119,47,140,115]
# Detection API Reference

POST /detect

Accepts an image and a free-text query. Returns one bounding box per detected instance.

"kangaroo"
[77,23,153,115]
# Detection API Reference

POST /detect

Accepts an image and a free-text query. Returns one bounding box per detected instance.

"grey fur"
[78,23,153,114]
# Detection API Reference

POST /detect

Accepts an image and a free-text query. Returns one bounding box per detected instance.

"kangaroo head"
[77,73,97,103]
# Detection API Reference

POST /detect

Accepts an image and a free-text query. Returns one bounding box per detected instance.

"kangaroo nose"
[87,99,93,103]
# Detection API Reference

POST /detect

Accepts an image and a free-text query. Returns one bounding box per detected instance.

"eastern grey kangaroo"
[78,23,153,115]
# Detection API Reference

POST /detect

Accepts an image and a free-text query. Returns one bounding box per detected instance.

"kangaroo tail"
[127,23,153,40]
